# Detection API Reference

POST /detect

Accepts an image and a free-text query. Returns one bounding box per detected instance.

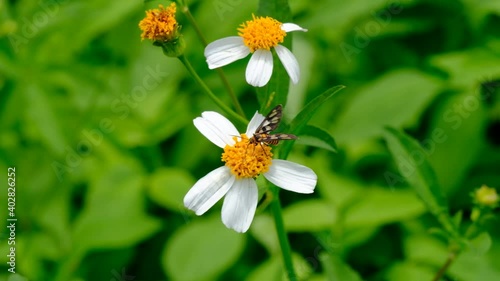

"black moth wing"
[255,104,283,134]
[258,133,298,145]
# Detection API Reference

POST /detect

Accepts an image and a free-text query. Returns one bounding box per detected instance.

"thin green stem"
[180,4,207,45]
[431,248,460,281]
[270,185,297,281]
[178,55,247,126]
[180,2,246,118]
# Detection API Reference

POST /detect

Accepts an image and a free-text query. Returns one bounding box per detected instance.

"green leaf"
[313,160,363,208]
[250,214,279,254]
[331,69,441,144]
[404,234,448,267]
[449,238,500,281]
[320,252,363,281]
[384,262,435,281]
[246,256,282,281]
[283,200,337,232]
[383,127,457,238]
[405,234,500,281]
[344,188,426,229]
[467,232,492,256]
[297,125,337,152]
[280,85,345,158]
[257,0,292,22]
[452,210,463,229]
[425,90,486,194]
[147,167,195,213]
[24,84,67,155]
[246,254,313,281]
[429,48,500,89]
[163,217,246,281]
[72,165,162,251]
[255,0,292,110]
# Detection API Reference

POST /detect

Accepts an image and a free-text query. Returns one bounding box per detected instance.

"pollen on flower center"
[139,3,178,41]
[222,134,273,179]
[237,15,286,52]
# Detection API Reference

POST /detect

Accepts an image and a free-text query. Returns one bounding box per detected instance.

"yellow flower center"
[475,185,499,207]
[139,3,178,41]
[222,134,273,179]
[238,15,286,53]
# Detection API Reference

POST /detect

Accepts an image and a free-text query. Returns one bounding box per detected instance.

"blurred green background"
[1,0,500,280]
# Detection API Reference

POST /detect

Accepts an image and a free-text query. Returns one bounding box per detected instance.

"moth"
[249,104,297,146]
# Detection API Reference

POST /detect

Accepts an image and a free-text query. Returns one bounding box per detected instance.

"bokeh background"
[1,0,500,280]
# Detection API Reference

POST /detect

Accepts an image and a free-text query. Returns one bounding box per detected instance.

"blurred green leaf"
[383,127,458,238]
[250,214,279,254]
[313,160,363,209]
[332,70,441,144]
[246,256,282,281]
[246,253,312,281]
[257,0,292,22]
[344,188,426,229]
[341,227,380,249]
[281,85,345,158]
[425,90,487,193]
[405,234,500,281]
[72,165,162,251]
[452,210,463,230]
[384,262,435,281]
[320,252,363,281]
[449,243,500,281]
[429,48,500,89]
[147,167,195,212]
[163,217,245,281]
[404,234,447,267]
[467,232,492,257]
[297,125,337,152]
[283,200,337,232]
[24,84,67,155]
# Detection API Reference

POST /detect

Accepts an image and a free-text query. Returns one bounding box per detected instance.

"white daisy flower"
[204,15,307,87]
[184,110,317,233]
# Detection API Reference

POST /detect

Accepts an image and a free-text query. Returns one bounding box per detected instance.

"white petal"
[264,159,317,194]
[193,111,239,148]
[246,49,273,87]
[281,23,308,33]
[204,36,250,69]
[245,111,266,136]
[221,178,258,233]
[275,45,300,84]
[184,166,235,215]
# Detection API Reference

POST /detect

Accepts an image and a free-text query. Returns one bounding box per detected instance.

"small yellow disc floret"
[222,134,273,179]
[474,185,499,207]
[139,3,178,41]
[238,15,286,52]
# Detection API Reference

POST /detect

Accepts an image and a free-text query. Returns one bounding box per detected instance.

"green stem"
[180,2,246,118]
[431,248,460,281]
[270,185,297,281]
[180,3,208,46]
[178,55,247,126]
